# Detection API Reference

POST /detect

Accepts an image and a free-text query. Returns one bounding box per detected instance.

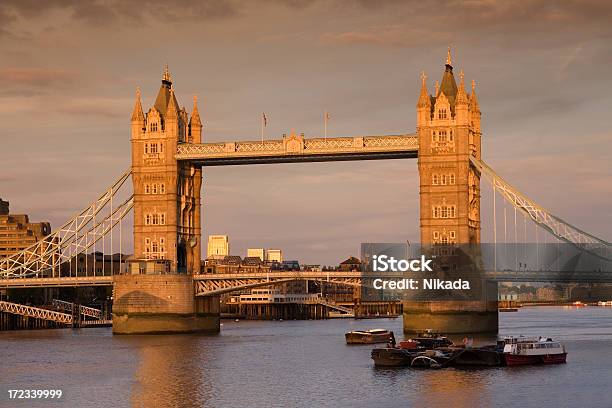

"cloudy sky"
[1,0,610,264]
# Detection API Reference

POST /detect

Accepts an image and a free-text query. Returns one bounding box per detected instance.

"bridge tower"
[113,67,218,334]
[405,49,497,333]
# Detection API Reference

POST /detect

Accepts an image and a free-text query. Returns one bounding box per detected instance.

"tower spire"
[446,46,452,66]
[162,64,172,86]
[417,71,430,108]
[131,86,144,122]
[470,79,480,111]
[166,87,178,119]
[456,70,468,105]
[191,94,202,126]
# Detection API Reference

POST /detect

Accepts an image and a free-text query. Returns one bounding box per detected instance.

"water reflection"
[118,335,214,408]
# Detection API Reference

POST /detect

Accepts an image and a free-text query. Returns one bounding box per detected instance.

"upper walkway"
[175,133,419,166]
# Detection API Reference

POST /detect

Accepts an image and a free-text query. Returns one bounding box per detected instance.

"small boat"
[597,301,612,306]
[410,329,453,349]
[345,329,394,344]
[449,346,502,367]
[572,301,587,307]
[502,336,567,366]
[371,348,417,367]
[410,349,454,369]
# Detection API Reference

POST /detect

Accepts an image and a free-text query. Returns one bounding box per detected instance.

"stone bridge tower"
[417,48,481,246]
[129,67,202,274]
[405,49,497,334]
[113,68,218,335]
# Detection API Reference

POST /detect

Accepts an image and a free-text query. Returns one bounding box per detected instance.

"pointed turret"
[153,65,178,118]
[165,90,178,128]
[469,79,480,111]
[417,71,432,127]
[189,95,203,143]
[455,70,468,124]
[437,47,458,107]
[417,71,430,108]
[131,87,145,122]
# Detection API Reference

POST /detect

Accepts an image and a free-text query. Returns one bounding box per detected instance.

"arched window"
[160,213,165,225]
[152,214,159,225]
[145,184,150,194]
[438,108,447,120]
[450,231,456,239]
[441,206,448,218]
[433,231,439,240]
[449,173,455,185]
[450,206,456,218]
[145,214,151,225]
[152,184,157,194]
[432,131,437,142]
[441,175,447,185]
[449,130,454,142]
[150,122,158,132]
[432,174,439,185]
[145,238,151,253]
[160,142,164,153]
[160,184,165,194]
[160,238,165,253]
[433,207,440,218]
[144,143,149,154]
[150,143,158,154]
[152,241,158,253]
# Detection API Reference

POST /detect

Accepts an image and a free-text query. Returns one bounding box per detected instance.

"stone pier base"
[403,300,498,334]
[112,274,219,335]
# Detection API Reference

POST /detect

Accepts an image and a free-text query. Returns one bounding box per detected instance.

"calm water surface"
[1,306,612,408]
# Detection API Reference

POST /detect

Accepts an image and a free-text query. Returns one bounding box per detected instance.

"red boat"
[502,336,567,366]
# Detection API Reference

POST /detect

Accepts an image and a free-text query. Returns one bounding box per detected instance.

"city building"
[247,248,265,261]
[267,249,282,263]
[202,255,270,274]
[0,199,51,258]
[339,256,361,272]
[207,235,230,259]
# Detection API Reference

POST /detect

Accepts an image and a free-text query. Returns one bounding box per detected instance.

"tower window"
[449,130,454,142]
[438,109,447,120]
[432,131,437,142]
[450,231,456,239]
[441,175,447,185]
[145,143,149,154]
[145,214,151,225]
[433,231,439,240]
[145,184,150,194]
[449,173,455,185]
[152,184,158,194]
[150,143,158,154]
[432,174,439,185]
[160,213,165,225]
[150,122,158,132]
[160,184,165,194]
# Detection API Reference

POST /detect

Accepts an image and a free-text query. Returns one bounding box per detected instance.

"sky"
[0,0,611,265]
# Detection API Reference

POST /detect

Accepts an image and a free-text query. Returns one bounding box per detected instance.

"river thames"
[1,306,611,408]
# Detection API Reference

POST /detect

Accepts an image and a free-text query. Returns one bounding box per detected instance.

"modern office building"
[0,199,51,258]
[247,248,266,261]
[207,235,230,259]
[267,249,282,263]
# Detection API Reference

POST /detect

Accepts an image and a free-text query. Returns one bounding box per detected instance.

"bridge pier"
[112,274,219,335]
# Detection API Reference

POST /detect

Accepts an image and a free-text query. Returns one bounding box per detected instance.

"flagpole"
[261,113,264,144]
[324,111,327,140]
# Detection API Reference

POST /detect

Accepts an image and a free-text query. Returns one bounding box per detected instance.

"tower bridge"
[1,52,610,334]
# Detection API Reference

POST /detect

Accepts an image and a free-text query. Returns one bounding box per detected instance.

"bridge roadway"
[1,270,610,292]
